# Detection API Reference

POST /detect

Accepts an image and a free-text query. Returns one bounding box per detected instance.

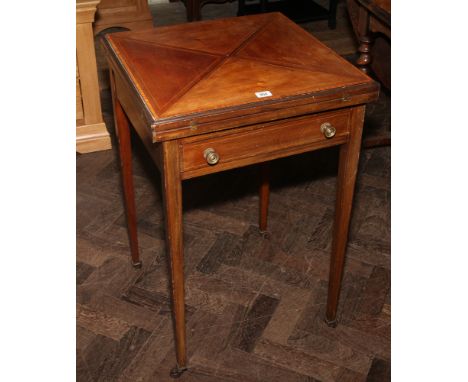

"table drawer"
[180,109,351,176]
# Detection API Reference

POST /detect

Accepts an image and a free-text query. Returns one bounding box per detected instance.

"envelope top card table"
[103,12,378,378]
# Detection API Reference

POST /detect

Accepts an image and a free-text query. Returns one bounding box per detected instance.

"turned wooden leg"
[112,89,141,268]
[161,141,188,378]
[259,163,270,232]
[357,35,372,74]
[325,106,365,327]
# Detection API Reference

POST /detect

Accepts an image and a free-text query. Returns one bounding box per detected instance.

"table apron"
[180,135,348,179]
[178,108,352,180]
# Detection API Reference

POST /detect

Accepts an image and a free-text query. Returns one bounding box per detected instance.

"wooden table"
[103,13,378,378]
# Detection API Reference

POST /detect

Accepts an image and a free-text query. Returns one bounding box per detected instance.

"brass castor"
[325,317,338,328]
[132,260,142,269]
[170,365,188,378]
[259,230,270,238]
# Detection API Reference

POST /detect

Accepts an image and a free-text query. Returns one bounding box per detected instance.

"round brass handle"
[203,148,220,165]
[320,122,336,139]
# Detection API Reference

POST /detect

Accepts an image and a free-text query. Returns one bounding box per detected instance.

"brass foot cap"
[325,317,338,328]
[259,230,270,239]
[132,260,143,269]
[170,366,188,378]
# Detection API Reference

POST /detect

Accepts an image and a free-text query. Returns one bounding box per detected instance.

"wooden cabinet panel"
[76,0,112,153]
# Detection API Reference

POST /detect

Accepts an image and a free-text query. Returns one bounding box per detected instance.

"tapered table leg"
[113,91,141,268]
[259,162,270,232]
[325,106,365,327]
[161,141,188,378]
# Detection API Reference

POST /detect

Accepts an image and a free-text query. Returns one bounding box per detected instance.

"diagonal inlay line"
[114,17,272,116]
[155,18,273,114]
[112,37,224,114]
[227,20,272,57]
[233,50,365,79]
[117,36,227,58]
[233,14,367,78]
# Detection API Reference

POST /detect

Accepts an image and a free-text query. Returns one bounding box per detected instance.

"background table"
[183,0,338,27]
[103,13,378,377]
[347,0,390,147]
[348,0,390,88]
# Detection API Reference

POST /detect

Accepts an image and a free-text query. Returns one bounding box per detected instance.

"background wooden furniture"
[103,13,378,377]
[182,0,236,21]
[239,0,338,28]
[93,0,153,35]
[76,0,112,153]
[347,0,390,88]
[347,0,390,147]
[183,0,338,26]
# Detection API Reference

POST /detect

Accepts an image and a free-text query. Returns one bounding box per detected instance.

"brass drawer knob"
[203,148,220,165]
[320,122,336,139]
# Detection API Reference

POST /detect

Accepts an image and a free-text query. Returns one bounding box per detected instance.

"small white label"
[255,91,272,98]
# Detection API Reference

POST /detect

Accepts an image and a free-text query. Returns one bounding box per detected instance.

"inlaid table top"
[104,12,378,141]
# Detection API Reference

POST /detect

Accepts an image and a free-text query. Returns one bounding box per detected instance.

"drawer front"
[180,109,351,176]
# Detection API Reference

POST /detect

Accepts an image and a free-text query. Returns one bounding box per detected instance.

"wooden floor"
[78,2,390,381]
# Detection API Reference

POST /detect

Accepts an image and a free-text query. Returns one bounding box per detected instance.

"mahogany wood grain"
[259,163,270,232]
[112,75,141,268]
[325,105,366,326]
[181,135,348,180]
[161,140,187,372]
[103,13,377,141]
[180,109,350,177]
[153,85,378,141]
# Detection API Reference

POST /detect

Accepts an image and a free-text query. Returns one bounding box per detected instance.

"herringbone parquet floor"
[77,2,390,381]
